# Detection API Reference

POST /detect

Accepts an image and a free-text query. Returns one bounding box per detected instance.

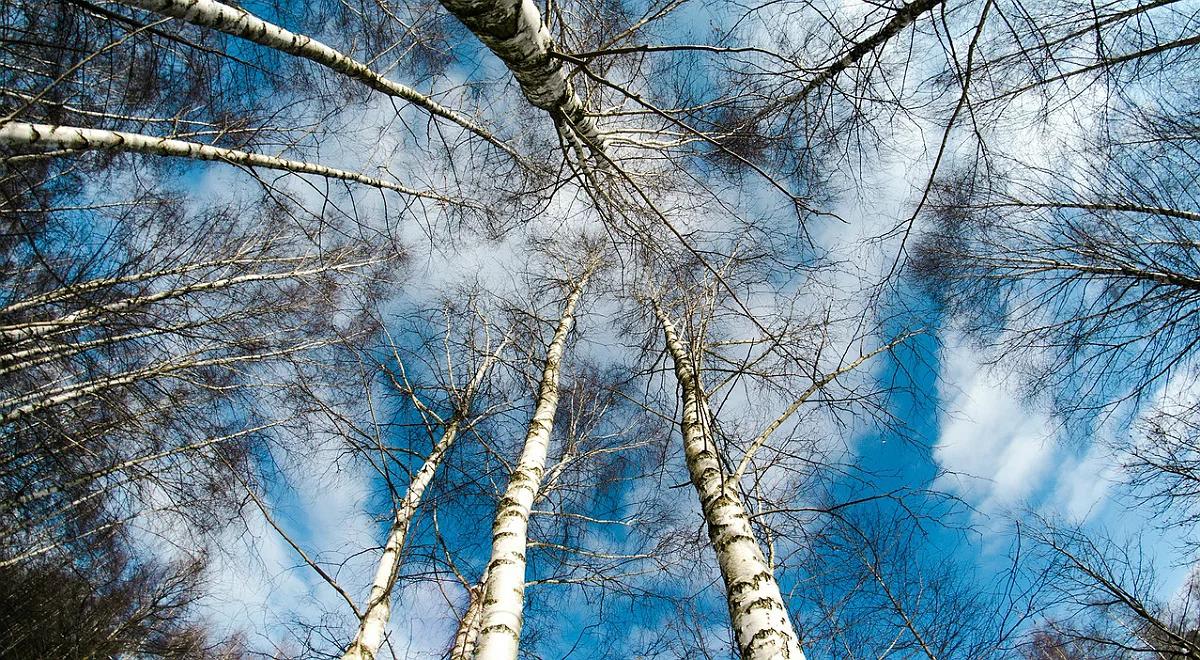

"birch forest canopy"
[2,0,1200,656]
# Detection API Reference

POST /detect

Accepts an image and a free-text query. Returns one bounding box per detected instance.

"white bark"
[0,340,329,425]
[0,315,252,377]
[450,581,486,660]
[0,254,299,317]
[342,348,503,660]
[434,0,606,148]
[0,122,459,204]
[0,258,373,343]
[114,0,524,162]
[471,274,590,660]
[653,303,806,660]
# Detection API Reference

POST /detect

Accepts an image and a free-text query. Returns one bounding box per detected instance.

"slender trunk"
[0,340,329,425]
[749,0,946,123]
[0,254,299,317]
[0,122,461,204]
[471,273,589,660]
[342,429,457,658]
[115,0,524,162]
[433,0,605,148]
[652,303,806,660]
[342,349,502,660]
[0,259,373,343]
[450,579,487,660]
[0,313,255,377]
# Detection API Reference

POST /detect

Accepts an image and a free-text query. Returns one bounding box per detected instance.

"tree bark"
[0,340,328,425]
[0,259,373,344]
[471,272,589,660]
[433,0,606,148]
[652,302,806,660]
[0,122,459,204]
[450,579,487,660]
[114,0,524,162]
[342,348,502,660]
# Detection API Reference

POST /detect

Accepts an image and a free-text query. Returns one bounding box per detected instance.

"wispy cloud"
[933,334,1118,524]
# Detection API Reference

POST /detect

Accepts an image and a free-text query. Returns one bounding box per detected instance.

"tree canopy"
[2,0,1200,657]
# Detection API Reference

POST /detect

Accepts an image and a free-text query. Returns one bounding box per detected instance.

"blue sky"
[111,0,1200,656]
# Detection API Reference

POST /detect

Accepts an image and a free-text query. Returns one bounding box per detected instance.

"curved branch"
[115,0,529,164]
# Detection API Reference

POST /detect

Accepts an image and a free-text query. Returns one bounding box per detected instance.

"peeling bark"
[653,303,806,660]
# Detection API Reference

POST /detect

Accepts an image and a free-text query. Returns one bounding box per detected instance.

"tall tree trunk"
[342,348,503,660]
[0,259,373,343]
[432,0,605,148]
[652,302,806,660]
[471,273,589,660]
[0,341,329,425]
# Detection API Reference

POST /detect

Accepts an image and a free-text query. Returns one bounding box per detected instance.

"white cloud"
[1051,439,1120,521]
[934,338,1056,514]
[932,334,1124,526]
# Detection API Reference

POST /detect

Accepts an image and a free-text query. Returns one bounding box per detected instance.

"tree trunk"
[115,0,522,161]
[450,579,487,660]
[471,273,589,660]
[0,340,328,425]
[0,259,373,343]
[433,0,605,148]
[652,302,806,660]
[342,349,502,660]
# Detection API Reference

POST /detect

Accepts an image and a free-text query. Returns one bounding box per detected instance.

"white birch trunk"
[0,122,459,204]
[0,254,296,317]
[450,579,487,660]
[0,316,250,377]
[342,350,502,660]
[653,303,806,660]
[0,340,328,425]
[471,275,589,660]
[114,0,523,162]
[0,259,373,343]
[433,0,606,148]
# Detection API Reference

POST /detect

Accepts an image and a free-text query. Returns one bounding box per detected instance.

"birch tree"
[343,306,507,660]
[651,299,808,660]
[7,0,1197,651]
[468,265,591,660]
[911,23,1200,552]
[619,248,917,659]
